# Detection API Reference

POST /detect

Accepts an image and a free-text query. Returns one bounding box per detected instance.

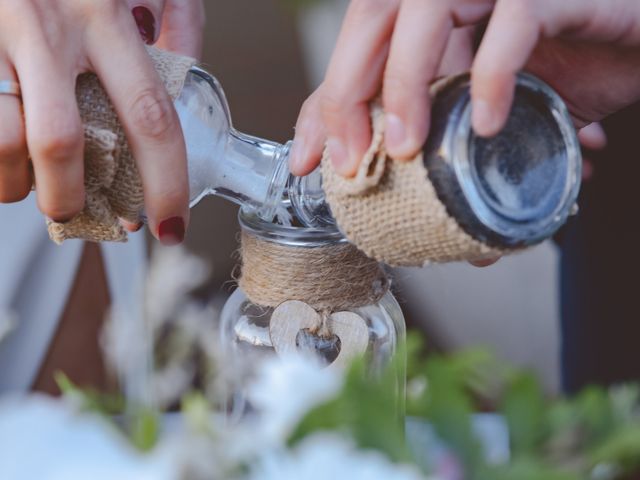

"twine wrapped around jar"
[238,230,389,311]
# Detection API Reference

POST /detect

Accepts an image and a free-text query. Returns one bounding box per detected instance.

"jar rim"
[238,208,347,247]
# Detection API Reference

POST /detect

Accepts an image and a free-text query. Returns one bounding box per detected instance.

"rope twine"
[238,231,389,311]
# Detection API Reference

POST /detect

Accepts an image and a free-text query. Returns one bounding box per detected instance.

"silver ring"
[0,80,20,97]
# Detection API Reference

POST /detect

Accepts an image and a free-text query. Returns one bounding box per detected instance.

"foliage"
[288,333,640,480]
[33,249,640,479]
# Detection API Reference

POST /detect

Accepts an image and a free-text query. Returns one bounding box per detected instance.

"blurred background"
[186,0,561,393]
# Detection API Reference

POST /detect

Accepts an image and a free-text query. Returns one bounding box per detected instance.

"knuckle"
[320,90,348,122]
[383,71,425,108]
[31,120,83,163]
[128,87,177,141]
[154,175,188,204]
[383,69,414,94]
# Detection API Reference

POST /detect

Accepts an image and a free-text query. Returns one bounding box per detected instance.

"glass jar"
[219,209,406,419]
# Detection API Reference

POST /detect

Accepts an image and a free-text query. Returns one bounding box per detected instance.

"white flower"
[100,304,154,407]
[0,395,178,480]
[145,246,210,328]
[249,433,431,480]
[246,354,344,445]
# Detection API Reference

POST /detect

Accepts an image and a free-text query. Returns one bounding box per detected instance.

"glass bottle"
[178,67,580,247]
[218,209,406,420]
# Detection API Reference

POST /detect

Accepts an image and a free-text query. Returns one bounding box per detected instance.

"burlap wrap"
[238,231,388,311]
[47,47,196,244]
[321,101,505,267]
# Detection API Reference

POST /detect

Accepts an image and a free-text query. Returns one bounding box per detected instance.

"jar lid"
[239,208,346,248]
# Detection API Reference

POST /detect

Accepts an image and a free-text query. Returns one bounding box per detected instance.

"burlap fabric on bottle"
[321,99,504,267]
[46,47,196,244]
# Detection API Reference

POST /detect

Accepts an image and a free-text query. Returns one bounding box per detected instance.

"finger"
[87,8,189,245]
[129,1,166,45]
[437,27,476,78]
[13,47,85,221]
[0,58,30,203]
[290,88,326,177]
[155,0,206,59]
[383,1,493,159]
[120,218,144,232]
[321,0,400,177]
[471,0,541,137]
[470,256,500,268]
[578,123,607,151]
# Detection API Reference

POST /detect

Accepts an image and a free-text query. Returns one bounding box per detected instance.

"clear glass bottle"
[219,209,406,419]
[178,67,580,246]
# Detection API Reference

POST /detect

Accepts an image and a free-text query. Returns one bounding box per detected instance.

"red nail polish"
[132,6,156,45]
[158,217,185,246]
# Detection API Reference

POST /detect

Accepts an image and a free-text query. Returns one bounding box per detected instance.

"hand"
[0,0,204,245]
[290,0,640,179]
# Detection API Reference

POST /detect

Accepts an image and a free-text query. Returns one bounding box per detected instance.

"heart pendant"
[269,300,369,370]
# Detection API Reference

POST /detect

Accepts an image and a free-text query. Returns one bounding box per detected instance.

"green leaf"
[589,425,640,473]
[422,356,482,473]
[502,373,546,456]
[130,408,160,452]
[182,391,215,436]
[480,457,579,480]
[576,387,615,444]
[290,350,412,464]
[54,371,125,416]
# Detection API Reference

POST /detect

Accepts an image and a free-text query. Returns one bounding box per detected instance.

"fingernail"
[385,113,407,153]
[472,99,499,137]
[158,216,185,246]
[132,6,156,45]
[327,137,351,176]
[120,219,144,233]
[289,137,306,175]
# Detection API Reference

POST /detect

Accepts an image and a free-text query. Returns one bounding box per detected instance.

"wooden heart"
[269,300,369,370]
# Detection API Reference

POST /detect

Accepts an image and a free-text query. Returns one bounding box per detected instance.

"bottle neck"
[178,66,334,227]
[216,131,292,222]
[216,132,335,228]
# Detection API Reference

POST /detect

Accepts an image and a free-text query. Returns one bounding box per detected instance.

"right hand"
[0,1,198,245]
[289,0,640,179]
